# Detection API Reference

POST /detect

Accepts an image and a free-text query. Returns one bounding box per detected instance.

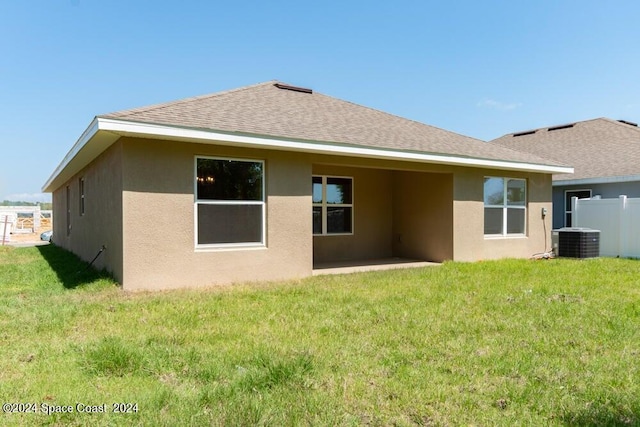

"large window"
[313,175,353,235]
[564,189,591,227]
[195,157,265,248]
[484,177,526,236]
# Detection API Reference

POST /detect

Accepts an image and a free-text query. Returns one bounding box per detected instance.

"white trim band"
[99,118,573,173]
[554,175,640,186]
[43,117,574,192]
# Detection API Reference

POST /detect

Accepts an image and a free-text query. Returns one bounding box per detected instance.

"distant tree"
[1,200,50,208]
[1,200,36,206]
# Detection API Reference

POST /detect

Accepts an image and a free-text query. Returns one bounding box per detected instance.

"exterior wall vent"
[548,123,574,131]
[274,83,313,94]
[618,120,638,127]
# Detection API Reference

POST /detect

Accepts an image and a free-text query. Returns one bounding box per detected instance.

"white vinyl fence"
[573,195,640,258]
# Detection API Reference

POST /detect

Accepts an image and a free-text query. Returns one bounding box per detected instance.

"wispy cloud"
[3,193,52,203]
[477,99,522,111]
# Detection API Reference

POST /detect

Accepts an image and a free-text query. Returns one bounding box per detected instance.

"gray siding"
[552,181,640,229]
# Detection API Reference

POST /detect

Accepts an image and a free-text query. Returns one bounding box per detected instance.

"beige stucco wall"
[50,135,554,290]
[308,156,551,263]
[312,165,393,263]
[51,141,124,282]
[452,168,552,261]
[308,164,455,265]
[120,138,312,290]
[392,171,453,262]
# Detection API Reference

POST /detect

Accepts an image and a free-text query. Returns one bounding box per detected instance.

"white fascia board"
[553,174,640,187]
[42,118,101,192]
[43,117,574,192]
[98,118,574,174]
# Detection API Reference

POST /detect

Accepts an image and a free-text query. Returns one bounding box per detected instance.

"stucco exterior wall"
[392,171,453,262]
[453,169,552,261]
[51,141,124,282]
[50,135,555,290]
[297,153,553,265]
[120,138,312,290]
[312,165,393,263]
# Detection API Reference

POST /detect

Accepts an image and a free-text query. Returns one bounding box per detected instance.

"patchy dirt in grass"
[547,294,583,303]
[2,226,51,246]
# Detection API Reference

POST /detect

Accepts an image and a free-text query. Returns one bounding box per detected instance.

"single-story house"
[43,81,571,290]
[490,118,640,229]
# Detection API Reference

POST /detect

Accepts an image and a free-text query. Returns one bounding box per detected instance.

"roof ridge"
[311,91,564,165]
[485,136,569,166]
[598,117,640,132]
[314,92,485,144]
[498,117,640,139]
[99,80,279,118]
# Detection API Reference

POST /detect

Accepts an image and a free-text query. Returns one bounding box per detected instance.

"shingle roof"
[490,118,640,181]
[100,80,565,167]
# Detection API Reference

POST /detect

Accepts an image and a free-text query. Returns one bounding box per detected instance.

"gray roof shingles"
[100,81,566,168]
[490,118,640,181]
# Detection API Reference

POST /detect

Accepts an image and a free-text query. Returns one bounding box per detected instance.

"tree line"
[1,201,53,210]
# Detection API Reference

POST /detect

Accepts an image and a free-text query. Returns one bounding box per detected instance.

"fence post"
[619,195,627,258]
[1,215,8,246]
[34,205,41,230]
[571,196,579,227]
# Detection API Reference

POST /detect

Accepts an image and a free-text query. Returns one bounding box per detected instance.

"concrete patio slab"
[312,257,440,276]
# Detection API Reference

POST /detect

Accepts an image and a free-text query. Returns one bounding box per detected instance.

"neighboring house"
[491,118,640,229]
[43,81,571,290]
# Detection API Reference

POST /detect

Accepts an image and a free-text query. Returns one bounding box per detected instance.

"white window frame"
[564,189,592,227]
[194,156,266,250]
[484,177,527,238]
[313,175,354,236]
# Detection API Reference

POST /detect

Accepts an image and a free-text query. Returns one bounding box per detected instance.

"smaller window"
[484,177,527,236]
[312,175,353,235]
[79,178,85,216]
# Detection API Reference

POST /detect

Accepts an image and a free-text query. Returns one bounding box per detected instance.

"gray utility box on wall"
[554,228,600,258]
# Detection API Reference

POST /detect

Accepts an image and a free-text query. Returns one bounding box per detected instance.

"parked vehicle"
[40,230,52,242]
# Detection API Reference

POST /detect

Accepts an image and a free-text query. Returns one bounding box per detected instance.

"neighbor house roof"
[490,118,640,185]
[43,81,571,192]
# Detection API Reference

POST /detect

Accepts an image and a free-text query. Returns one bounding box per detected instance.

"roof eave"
[98,118,572,173]
[553,174,640,186]
[42,117,118,193]
[43,118,573,192]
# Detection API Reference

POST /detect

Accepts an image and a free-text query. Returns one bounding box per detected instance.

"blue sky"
[2,1,639,202]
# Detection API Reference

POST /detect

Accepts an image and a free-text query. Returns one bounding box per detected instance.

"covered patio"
[312,163,454,270]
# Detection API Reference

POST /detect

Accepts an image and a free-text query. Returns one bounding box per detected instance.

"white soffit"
[43,118,573,191]
[42,118,120,192]
[553,175,640,186]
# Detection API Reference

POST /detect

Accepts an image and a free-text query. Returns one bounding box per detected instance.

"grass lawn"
[0,245,639,426]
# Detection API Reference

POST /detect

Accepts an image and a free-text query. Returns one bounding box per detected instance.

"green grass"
[1,245,639,426]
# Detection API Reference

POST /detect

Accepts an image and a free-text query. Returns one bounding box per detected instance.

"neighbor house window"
[79,177,85,216]
[195,157,265,248]
[564,189,591,227]
[313,175,353,235]
[484,177,526,236]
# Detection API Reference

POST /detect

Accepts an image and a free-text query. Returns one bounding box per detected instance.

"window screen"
[196,158,265,247]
